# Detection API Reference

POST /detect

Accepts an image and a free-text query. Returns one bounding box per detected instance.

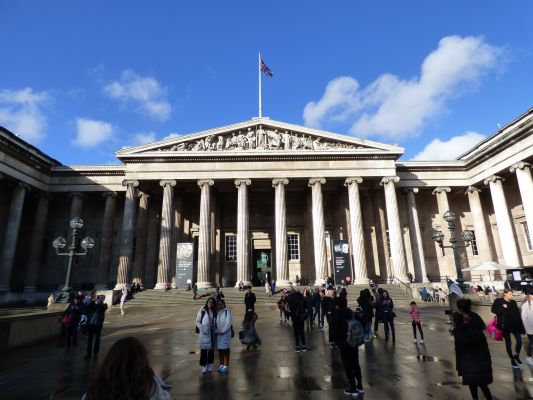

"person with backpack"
[357,289,374,341]
[491,289,526,368]
[62,295,83,352]
[215,299,232,373]
[288,289,307,352]
[332,295,364,397]
[379,290,395,342]
[195,297,217,374]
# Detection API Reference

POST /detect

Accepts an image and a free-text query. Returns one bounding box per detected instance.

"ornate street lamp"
[432,210,474,284]
[53,217,94,303]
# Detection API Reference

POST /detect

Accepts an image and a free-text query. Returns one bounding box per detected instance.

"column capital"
[101,191,117,199]
[510,161,532,174]
[344,177,363,186]
[308,177,326,187]
[484,175,505,186]
[197,179,214,188]
[15,182,31,192]
[272,178,289,187]
[122,179,140,188]
[159,179,176,188]
[234,178,251,188]
[402,187,419,195]
[68,191,85,199]
[464,186,481,195]
[380,176,399,186]
[432,187,451,195]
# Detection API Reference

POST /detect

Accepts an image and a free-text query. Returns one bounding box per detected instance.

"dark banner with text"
[332,240,351,285]
[175,242,194,288]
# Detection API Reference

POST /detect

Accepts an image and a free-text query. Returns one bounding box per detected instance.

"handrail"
[391,276,414,299]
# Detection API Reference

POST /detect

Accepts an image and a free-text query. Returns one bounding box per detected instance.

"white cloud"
[73,118,113,148]
[103,70,171,121]
[303,36,502,140]
[162,132,181,140]
[131,131,157,145]
[412,131,486,161]
[0,87,50,143]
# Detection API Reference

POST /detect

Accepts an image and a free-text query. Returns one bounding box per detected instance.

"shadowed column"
[96,192,117,289]
[403,188,429,282]
[273,178,290,286]
[197,179,214,289]
[309,178,327,286]
[465,186,493,263]
[345,177,367,284]
[132,191,149,286]
[156,180,176,289]
[24,193,50,291]
[235,179,251,286]
[510,162,533,234]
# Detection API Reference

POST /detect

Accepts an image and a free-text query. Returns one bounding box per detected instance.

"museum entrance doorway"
[252,249,271,287]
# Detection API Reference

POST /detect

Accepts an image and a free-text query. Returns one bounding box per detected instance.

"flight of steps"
[128,283,413,307]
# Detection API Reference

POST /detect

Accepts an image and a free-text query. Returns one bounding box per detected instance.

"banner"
[175,242,194,288]
[332,240,352,285]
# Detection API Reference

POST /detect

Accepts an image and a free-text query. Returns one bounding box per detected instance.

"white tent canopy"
[462,261,510,281]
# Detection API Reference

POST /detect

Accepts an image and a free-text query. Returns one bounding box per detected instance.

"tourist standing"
[373,288,384,337]
[409,301,425,344]
[333,295,364,397]
[241,309,261,349]
[277,289,289,322]
[193,283,198,300]
[452,299,493,400]
[271,280,276,295]
[288,289,307,352]
[196,297,217,374]
[216,299,232,373]
[357,289,374,341]
[84,337,170,400]
[265,281,272,297]
[303,288,314,331]
[322,289,337,348]
[62,295,83,352]
[238,281,244,292]
[521,287,533,366]
[244,286,256,312]
[312,288,322,329]
[379,290,395,342]
[85,295,108,360]
[120,285,128,317]
[491,289,526,368]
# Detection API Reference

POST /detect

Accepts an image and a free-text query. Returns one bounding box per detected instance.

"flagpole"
[258,51,262,118]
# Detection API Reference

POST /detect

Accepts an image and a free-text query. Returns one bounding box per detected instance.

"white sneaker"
[413,339,418,343]
[207,364,213,372]
[201,366,207,374]
[526,357,533,366]
[419,339,425,344]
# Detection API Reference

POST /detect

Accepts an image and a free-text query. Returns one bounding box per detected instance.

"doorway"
[252,249,271,286]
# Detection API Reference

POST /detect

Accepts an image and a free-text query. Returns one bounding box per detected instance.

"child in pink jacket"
[409,301,425,344]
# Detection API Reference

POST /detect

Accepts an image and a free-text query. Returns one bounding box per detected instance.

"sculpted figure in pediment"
[267,129,281,150]
[246,128,256,149]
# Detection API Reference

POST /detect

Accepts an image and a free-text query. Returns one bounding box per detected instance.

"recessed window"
[288,234,300,261]
[385,230,391,255]
[469,229,479,256]
[522,222,533,251]
[225,234,237,262]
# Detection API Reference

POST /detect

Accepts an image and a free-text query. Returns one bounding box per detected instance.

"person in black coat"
[453,299,493,400]
[332,296,364,396]
[322,289,337,348]
[244,286,256,312]
[85,295,108,360]
[62,295,83,351]
[491,288,526,368]
[357,289,374,341]
[287,289,307,351]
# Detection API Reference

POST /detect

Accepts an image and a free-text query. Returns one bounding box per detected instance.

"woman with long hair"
[242,309,261,349]
[196,297,217,373]
[379,290,395,342]
[215,299,232,373]
[84,337,170,400]
[521,286,533,366]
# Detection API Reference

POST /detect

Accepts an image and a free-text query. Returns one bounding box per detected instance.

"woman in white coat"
[196,297,217,374]
[216,298,233,373]
[521,286,533,366]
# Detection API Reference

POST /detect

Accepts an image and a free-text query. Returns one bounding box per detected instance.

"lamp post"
[53,217,94,303]
[432,210,474,284]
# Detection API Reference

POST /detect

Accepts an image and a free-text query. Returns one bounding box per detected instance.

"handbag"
[231,325,235,338]
[487,317,503,341]
[238,330,245,340]
[61,313,73,327]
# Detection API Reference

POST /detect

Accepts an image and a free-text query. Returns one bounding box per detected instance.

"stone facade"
[0,110,532,296]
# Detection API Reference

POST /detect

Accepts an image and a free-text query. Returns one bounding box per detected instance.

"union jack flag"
[260,58,273,77]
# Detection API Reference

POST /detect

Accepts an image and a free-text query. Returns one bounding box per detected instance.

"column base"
[196,281,215,290]
[314,279,326,287]
[352,278,369,285]
[154,282,169,290]
[113,283,127,290]
[234,281,252,288]
[275,280,292,288]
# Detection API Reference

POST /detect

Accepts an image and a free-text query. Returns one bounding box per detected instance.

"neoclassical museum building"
[0,108,532,298]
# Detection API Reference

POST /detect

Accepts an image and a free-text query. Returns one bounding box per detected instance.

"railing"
[391,276,414,299]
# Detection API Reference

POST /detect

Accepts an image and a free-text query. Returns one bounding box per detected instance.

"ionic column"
[273,179,290,286]
[0,183,29,292]
[465,186,493,263]
[132,191,149,286]
[309,178,328,285]
[380,177,408,281]
[96,192,117,289]
[484,175,521,267]
[510,162,533,233]
[114,180,139,290]
[432,187,456,277]
[235,179,251,286]
[155,180,176,289]
[197,179,214,289]
[69,192,85,220]
[344,177,367,283]
[23,193,50,291]
[403,188,429,282]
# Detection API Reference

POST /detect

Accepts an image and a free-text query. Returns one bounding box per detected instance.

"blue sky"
[0,1,531,164]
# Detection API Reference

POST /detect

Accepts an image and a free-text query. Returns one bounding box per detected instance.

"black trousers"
[502,331,522,359]
[527,334,533,357]
[65,324,78,348]
[412,322,424,339]
[326,314,334,343]
[468,384,492,400]
[384,319,395,340]
[339,344,362,389]
[86,325,102,356]
[313,306,321,325]
[199,349,214,366]
[293,319,305,346]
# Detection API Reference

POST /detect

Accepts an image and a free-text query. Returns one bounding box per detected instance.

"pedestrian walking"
[271,280,276,295]
[241,309,261,349]
[277,289,288,322]
[333,295,364,397]
[379,290,395,342]
[193,283,198,300]
[85,295,108,360]
[303,288,314,331]
[322,289,337,348]
[83,337,171,400]
[265,281,272,298]
[312,288,322,329]
[409,301,425,344]
[215,299,232,373]
[61,295,83,352]
[521,286,533,366]
[373,288,384,337]
[357,289,374,341]
[244,286,256,312]
[288,289,307,352]
[120,285,128,317]
[491,288,526,368]
[195,297,217,374]
[452,299,493,400]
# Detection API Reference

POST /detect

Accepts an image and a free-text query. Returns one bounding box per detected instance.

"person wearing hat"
[521,286,533,366]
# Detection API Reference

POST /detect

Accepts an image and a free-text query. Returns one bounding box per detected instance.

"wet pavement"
[0,299,532,399]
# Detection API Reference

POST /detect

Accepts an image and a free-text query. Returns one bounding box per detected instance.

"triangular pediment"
[116,118,403,158]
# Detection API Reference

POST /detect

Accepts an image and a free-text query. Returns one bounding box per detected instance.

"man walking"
[244,286,256,312]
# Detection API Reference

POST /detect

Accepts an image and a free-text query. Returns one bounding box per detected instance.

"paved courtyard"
[0,299,532,400]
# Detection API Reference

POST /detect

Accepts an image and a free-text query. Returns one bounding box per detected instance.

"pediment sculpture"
[158,126,366,152]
